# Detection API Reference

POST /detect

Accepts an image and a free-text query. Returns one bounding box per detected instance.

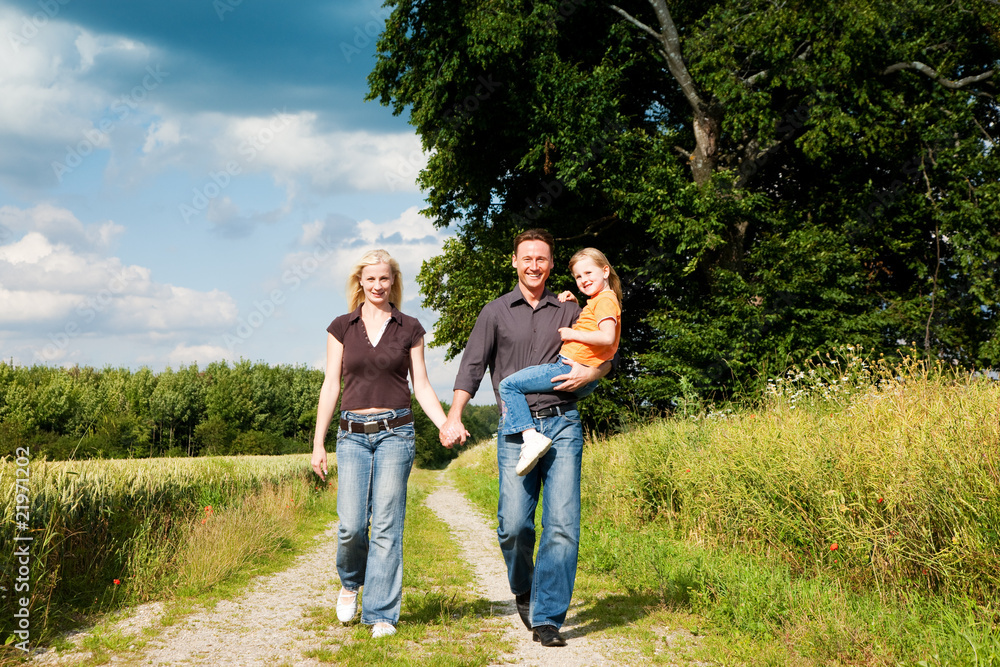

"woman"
[311,249,461,639]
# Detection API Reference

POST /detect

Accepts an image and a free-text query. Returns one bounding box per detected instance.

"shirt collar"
[505,287,561,309]
[347,304,401,323]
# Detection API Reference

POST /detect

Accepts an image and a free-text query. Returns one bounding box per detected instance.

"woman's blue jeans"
[335,409,415,626]
[498,357,598,435]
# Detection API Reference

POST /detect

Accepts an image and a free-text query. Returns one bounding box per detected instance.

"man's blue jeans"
[497,409,583,629]
[335,409,415,626]
[497,357,598,435]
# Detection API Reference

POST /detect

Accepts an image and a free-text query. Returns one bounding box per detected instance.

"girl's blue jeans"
[497,357,598,435]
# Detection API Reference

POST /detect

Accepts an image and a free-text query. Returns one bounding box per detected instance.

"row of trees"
[368,0,1000,426]
[0,361,498,467]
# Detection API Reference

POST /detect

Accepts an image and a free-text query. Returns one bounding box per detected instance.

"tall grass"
[587,350,1000,603]
[0,452,320,643]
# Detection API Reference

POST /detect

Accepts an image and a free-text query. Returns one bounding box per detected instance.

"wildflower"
[113,579,121,585]
[205,505,213,514]
[201,518,207,524]
[877,497,884,504]
[685,468,691,472]
[830,543,839,551]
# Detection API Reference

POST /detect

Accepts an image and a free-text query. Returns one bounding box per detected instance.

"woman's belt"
[340,414,414,434]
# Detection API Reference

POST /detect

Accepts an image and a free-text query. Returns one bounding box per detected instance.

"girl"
[497,247,622,475]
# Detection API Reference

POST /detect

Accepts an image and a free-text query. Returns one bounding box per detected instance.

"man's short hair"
[513,228,554,256]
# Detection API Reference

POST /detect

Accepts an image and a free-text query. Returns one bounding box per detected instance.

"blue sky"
[0,0,487,403]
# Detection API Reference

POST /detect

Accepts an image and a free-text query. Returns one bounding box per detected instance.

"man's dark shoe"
[514,593,531,630]
[532,625,567,647]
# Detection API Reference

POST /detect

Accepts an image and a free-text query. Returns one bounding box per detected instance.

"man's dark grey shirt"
[454,288,582,411]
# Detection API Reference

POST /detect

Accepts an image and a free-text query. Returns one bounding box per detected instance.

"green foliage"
[0,361,325,460]
[368,0,1000,419]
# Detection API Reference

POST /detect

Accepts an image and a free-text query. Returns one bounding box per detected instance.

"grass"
[298,467,512,666]
[0,453,332,662]
[449,351,1000,666]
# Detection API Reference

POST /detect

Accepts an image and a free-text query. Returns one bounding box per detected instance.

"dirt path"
[424,473,620,666]
[32,523,346,667]
[30,472,629,666]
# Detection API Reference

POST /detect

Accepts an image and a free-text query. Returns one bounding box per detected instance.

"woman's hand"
[311,444,328,482]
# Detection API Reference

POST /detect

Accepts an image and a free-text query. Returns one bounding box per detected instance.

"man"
[440,229,611,647]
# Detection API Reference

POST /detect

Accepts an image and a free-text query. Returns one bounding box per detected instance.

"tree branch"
[608,5,661,41]
[882,61,996,89]
[610,2,706,113]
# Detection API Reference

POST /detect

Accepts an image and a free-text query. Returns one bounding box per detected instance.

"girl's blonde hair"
[346,249,403,311]
[569,247,623,309]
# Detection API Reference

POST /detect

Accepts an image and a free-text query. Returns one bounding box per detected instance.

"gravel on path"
[424,473,622,666]
[30,471,636,666]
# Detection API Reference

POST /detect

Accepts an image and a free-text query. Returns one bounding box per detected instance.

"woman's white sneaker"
[372,623,396,638]
[336,588,358,623]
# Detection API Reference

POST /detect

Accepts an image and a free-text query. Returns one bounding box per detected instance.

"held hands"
[557,290,578,303]
[438,417,469,449]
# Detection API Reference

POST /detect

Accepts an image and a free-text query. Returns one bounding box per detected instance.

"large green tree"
[368,0,1000,414]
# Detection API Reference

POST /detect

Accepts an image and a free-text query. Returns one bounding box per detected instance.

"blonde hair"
[346,249,403,311]
[569,248,623,310]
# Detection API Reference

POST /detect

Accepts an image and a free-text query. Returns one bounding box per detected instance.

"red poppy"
[205,505,213,513]
[877,497,884,503]
[113,579,121,585]
[830,543,839,551]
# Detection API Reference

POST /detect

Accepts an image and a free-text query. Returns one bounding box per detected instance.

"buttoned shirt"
[454,288,582,411]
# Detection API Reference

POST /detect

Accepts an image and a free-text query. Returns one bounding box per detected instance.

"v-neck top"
[327,304,426,411]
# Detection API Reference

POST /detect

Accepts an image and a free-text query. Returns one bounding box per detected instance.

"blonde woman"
[311,249,463,638]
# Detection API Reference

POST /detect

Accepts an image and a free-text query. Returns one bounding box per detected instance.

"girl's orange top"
[559,290,621,368]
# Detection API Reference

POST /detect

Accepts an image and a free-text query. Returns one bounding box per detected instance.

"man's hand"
[551,359,603,392]
[439,416,468,448]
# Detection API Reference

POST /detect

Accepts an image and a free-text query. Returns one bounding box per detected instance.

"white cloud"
[0,204,123,251]
[211,110,427,193]
[166,343,232,367]
[0,204,238,364]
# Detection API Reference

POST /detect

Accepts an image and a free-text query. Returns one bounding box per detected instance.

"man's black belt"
[531,403,576,419]
[340,414,413,434]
